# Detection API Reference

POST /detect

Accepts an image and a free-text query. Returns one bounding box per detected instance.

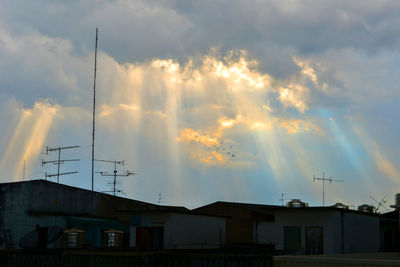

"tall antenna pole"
[57,148,61,183]
[91,28,98,192]
[279,193,285,206]
[313,172,343,206]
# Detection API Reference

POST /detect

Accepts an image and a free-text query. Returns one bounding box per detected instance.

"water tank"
[286,199,308,208]
[104,229,123,248]
[63,228,84,248]
[357,204,374,213]
[395,193,400,206]
[332,202,349,209]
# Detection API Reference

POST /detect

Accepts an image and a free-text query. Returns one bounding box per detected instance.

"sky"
[0,0,399,209]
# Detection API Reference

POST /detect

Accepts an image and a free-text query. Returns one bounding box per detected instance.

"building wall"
[273,210,339,253]
[0,180,185,249]
[342,211,380,253]
[132,212,226,249]
[255,209,380,254]
[0,182,68,249]
[193,203,273,244]
[254,221,279,246]
[164,213,225,249]
[226,214,253,244]
[18,180,162,220]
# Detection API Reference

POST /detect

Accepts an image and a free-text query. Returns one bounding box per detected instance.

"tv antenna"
[313,172,343,206]
[278,193,291,206]
[96,159,136,196]
[369,195,389,213]
[158,193,166,205]
[42,145,80,183]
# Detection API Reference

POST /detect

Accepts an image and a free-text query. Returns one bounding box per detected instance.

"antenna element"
[313,172,344,206]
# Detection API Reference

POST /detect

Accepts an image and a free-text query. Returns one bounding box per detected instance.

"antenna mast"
[278,192,291,207]
[42,145,80,183]
[369,195,389,213]
[158,193,165,205]
[313,172,343,206]
[96,159,136,196]
[91,28,98,192]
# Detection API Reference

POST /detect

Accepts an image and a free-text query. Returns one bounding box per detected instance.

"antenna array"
[369,195,389,213]
[278,192,292,206]
[96,159,136,196]
[313,172,343,206]
[42,145,80,183]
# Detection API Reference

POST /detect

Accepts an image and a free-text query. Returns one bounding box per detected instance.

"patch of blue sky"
[317,108,369,176]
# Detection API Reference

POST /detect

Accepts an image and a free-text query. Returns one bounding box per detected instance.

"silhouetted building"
[194,201,383,254]
[380,210,400,252]
[0,180,225,250]
[131,211,225,249]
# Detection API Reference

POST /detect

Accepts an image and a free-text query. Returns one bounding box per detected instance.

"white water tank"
[286,199,308,208]
[104,229,123,248]
[64,228,84,248]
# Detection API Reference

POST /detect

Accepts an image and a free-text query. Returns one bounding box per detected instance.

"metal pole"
[113,162,117,196]
[57,149,61,183]
[313,172,343,207]
[91,28,98,192]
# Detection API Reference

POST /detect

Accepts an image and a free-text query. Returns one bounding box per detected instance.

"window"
[284,226,301,251]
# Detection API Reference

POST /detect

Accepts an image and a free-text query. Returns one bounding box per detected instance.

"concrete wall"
[0,182,68,249]
[0,180,187,249]
[196,203,381,254]
[133,212,226,249]
[254,209,380,254]
[14,180,164,219]
[342,211,380,253]
[254,221,279,245]
[193,202,274,244]
[273,209,338,253]
[164,213,225,249]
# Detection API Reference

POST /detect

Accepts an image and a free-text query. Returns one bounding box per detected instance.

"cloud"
[177,128,219,148]
[3,1,400,66]
[278,84,309,113]
[0,100,57,181]
[293,57,318,84]
[0,26,92,107]
[0,1,399,207]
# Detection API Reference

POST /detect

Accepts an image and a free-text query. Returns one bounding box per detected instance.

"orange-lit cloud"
[278,84,308,113]
[177,128,219,148]
[82,50,325,170]
[219,118,236,128]
[192,150,227,165]
[279,119,323,135]
[119,104,140,111]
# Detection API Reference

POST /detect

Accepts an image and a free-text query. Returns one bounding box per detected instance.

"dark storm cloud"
[2,1,400,63]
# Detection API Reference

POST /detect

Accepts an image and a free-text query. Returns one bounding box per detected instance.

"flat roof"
[0,179,188,213]
[194,201,383,217]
